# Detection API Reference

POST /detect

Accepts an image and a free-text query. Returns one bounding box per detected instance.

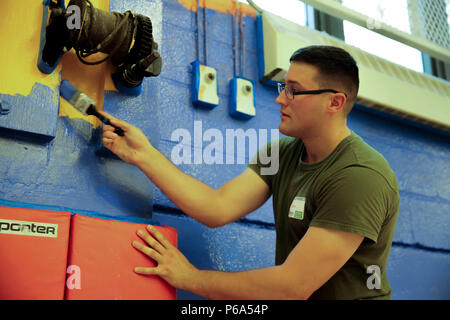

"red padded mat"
[0,206,71,300]
[65,214,177,300]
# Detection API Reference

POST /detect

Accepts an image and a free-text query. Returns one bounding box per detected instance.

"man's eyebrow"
[285,79,304,87]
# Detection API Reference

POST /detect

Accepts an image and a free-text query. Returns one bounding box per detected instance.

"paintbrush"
[60,80,125,136]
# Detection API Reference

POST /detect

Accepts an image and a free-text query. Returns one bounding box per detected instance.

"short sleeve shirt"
[248,132,400,300]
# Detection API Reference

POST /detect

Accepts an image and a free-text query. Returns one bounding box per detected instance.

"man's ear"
[327,93,347,114]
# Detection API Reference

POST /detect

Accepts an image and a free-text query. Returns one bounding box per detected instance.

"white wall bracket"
[229,77,256,120]
[191,61,219,109]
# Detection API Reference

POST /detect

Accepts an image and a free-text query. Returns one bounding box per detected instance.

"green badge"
[289,197,305,220]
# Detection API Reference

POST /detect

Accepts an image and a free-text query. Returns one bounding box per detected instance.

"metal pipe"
[246,0,264,14]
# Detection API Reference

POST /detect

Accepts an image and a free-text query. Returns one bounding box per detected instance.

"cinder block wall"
[0,0,448,299]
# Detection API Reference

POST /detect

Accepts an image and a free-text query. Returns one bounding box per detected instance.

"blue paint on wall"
[0,0,448,300]
[388,246,450,299]
[0,82,60,141]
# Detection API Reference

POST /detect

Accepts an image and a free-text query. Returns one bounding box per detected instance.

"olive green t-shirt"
[248,132,400,300]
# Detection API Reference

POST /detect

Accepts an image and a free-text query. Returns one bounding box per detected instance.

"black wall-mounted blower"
[38,0,162,96]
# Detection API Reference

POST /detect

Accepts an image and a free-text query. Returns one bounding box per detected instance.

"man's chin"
[278,124,290,136]
[279,123,302,138]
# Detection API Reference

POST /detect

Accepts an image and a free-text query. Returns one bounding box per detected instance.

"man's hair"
[290,45,359,115]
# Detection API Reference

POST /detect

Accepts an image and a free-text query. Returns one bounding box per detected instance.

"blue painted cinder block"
[408,197,450,250]
[155,138,249,192]
[205,8,234,47]
[162,0,196,32]
[240,14,258,56]
[159,78,194,141]
[392,195,414,244]
[388,246,450,299]
[254,80,279,109]
[103,77,161,143]
[153,139,275,224]
[192,89,280,145]
[160,21,197,85]
[242,51,259,81]
[206,40,235,96]
[0,113,154,218]
[0,83,59,141]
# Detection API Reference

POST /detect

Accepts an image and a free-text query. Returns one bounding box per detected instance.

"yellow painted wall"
[0,0,110,128]
[0,0,61,98]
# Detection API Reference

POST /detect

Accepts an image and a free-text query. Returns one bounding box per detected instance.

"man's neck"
[302,126,351,164]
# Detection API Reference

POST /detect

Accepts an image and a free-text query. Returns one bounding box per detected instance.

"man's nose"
[276,90,288,107]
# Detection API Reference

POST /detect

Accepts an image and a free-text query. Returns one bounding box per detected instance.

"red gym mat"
[0,206,71,300]
[65,214,177,300]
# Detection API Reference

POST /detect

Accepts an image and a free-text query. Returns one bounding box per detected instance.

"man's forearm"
[136,147,224,227]
[185,265,307,300]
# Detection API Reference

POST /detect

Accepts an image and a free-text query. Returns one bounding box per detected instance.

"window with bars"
[243,0,449,78]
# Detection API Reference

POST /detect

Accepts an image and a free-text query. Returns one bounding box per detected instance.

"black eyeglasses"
[277,83,347,100]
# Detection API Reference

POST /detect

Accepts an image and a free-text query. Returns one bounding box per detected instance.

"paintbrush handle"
[103,118,125,137]
[86,105,125,136]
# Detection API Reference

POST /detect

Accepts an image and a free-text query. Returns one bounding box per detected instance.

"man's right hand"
[99,111,154,166]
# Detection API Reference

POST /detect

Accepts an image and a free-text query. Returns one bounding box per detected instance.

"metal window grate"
[333,0,450,51]
[408,0,450,51]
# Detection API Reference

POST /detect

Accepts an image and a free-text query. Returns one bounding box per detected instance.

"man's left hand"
[133,225,198,291]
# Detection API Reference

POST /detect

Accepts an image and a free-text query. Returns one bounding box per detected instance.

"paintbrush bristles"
[69,91,96,115]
